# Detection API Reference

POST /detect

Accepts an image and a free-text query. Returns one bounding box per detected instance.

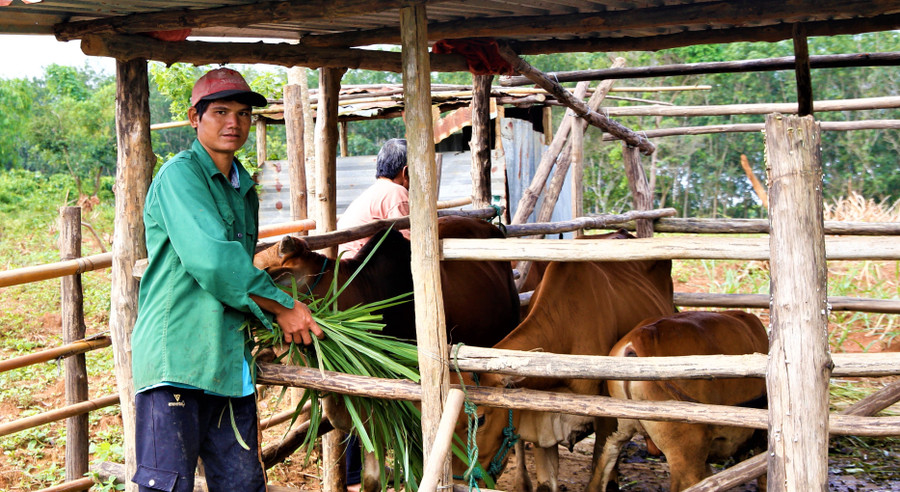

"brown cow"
[598,310,768,492]
[452,258,676,492]
[255,215,520,491]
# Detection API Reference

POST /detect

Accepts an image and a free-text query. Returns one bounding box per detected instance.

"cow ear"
[278,235,306,258]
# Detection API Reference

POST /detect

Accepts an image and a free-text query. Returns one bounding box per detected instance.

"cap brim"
[198,89,268,107]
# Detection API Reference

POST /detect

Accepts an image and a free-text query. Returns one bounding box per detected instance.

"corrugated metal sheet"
[256,147,510,228]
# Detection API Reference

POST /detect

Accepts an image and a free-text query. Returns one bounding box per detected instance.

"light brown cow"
[452,258,676,492]
[598,310,768,492]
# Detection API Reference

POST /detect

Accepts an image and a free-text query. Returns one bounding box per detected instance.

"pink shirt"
[337,178,411,257]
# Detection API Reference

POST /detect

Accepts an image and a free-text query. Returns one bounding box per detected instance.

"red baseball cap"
[190,68,267,108]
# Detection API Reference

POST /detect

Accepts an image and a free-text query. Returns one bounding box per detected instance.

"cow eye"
[477,414,486,427]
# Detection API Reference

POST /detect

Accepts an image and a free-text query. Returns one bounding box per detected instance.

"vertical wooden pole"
[286,67,309,224]
[792,24,813,117]
[622,144,654,238]
[314,67,345,257]
[470,74,494,209]
[339,121,349,158]
[300,69,317,219]
[112,58,154,492]
[60,206,88,482]
[570,113,585,238]
[256,116,268,169]
[401,3,448,487]
[315,66,346,492]
[765,113,830,491]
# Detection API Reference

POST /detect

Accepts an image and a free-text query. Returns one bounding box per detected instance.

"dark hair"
[375,138,407,179]
[193,95,255,122]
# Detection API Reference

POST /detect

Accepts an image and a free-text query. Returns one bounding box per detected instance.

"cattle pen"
[3,2,900,492]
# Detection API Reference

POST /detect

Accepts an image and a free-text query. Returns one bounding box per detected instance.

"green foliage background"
[0,32,897,217]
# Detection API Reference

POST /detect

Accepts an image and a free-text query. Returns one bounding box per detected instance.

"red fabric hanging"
[432,38,516,76]
[145,29,192,42]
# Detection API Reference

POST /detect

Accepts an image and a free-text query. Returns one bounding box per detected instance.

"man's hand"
[276,301,323,345]
[250,295,324,345]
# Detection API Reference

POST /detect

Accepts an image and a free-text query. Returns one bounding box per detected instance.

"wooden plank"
[401,4,449,486]
[111,58,153,492]
[440,235,900,262]
[59,207,89,483]
[766,113,829,491]
[80,34,467,73]
[255,364,900,437]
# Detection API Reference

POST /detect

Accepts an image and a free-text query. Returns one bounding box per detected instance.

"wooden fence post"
[470,74,494,209]
[401,3,450,488]
[286,67,309,225]
[622,144,654,238]
[59,206,88,482]
[765,113,831,491]
[112,58,154,492]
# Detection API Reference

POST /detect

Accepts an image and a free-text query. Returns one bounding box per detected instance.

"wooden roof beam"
[507,13,900,57]
[295,0,900,48]
[79,34,468,73]
[54,0,435,42]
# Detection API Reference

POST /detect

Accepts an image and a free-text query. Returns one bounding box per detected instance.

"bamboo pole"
[673,292,900,314]
[0,395,120,438]
[34,477,94,492]
[59,207,89,483]
[111,59,153,492]
[470,74,493,209]
[0,337,112,374]
[440,235,900,262]
[766,113,830,491]
[401,5,449,487]
[496,44,655,155]
[0,253,113,288]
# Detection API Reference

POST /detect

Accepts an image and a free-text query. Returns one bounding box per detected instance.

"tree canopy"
[0,31,897,216]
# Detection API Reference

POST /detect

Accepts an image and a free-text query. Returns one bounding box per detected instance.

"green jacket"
[132,139,293,397]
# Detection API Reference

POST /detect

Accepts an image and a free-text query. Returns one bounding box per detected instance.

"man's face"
[189,99,252,157]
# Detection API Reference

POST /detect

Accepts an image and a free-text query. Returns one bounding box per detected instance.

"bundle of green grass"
[246,233,423,491]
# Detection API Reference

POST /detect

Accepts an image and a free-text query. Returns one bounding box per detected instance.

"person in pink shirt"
[337,138,412,257]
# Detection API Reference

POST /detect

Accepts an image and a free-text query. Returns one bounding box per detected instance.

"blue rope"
[306,258,328,296]
[486,409,519,481]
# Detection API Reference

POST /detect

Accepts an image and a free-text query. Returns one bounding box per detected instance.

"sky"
[0,34,117,79]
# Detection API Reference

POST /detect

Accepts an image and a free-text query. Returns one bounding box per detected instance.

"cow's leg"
[514,441,534,492]
[643,421,711,492]
[361,448,381,492]
[595,418,637,492]
[587,416,620,492]
[531,444,559,492]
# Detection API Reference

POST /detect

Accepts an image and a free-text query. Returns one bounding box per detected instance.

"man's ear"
[188,106,200,129]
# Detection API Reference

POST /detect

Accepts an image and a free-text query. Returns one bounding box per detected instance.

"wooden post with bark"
[256,116,267,169]
[622,145,654,238]
[765,113,831,491]
[314,65,346,492]
[112,58,154,492]
[299,69,317,218]
[793,24,813,117]
[470,74,493,209]
[401,4,449,487]
[286,67,308,224]
[60,206,89,483]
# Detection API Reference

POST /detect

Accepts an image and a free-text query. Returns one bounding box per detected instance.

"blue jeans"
[132,387,265,492]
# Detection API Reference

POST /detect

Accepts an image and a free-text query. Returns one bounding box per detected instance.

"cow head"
[254,235,327,293]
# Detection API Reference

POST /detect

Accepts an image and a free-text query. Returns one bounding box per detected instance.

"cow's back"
[438,216,520,347]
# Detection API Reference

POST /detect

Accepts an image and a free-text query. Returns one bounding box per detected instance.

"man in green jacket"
[130,68,322,492]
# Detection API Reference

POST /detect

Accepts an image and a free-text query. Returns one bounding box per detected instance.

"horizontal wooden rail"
[255,363,900,437]
[449,345,900,379]
[674,292,900,314]
[0,336,112,374]
[441,236,900,262]
[602,96,900,117]
[35,477,94,492]
[604,217,900,235]
[0,394,119,438]
[504,208,677,237]
[601,119,900,140]
[0,218,317,288]
[0,253,113,288]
